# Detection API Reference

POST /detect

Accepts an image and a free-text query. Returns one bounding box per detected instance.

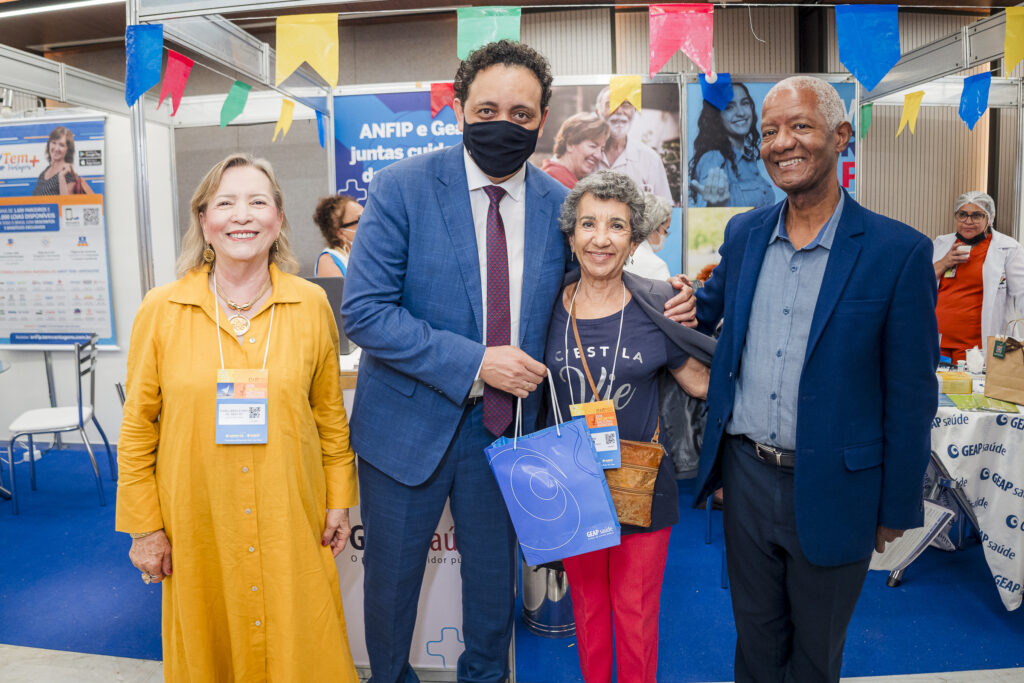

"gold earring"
[272,238,280,251]
[202,244,215,263]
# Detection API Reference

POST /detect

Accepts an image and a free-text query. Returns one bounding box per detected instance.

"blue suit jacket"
[694,193,939,566]
[341,144,569,486]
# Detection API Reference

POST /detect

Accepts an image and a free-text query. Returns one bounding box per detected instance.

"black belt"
[743,436,796,469]
[465,395,483,407]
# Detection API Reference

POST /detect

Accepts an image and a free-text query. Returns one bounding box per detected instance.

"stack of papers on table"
[948,392,1019,413]
[338,347,361,373]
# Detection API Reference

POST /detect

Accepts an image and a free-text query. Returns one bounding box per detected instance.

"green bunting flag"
[220,80,252,127]
[457,7,521,59]
[859,103,873,140]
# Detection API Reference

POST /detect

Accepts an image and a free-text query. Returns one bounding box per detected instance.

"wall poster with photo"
[684,78,857,279]
[0,116,114,346]
[532,77,684,278]
[333,78,686,279]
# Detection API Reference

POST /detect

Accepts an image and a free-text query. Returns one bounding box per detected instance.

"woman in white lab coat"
[932,191,1024,360]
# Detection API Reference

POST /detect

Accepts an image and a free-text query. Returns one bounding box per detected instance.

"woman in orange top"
[933,191,1024,362]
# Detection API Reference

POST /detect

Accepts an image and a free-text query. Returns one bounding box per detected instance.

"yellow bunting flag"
[896,90,925,137]
[609,75,642,113]
[273,99,295,142]
[276,13,338,87]
[1006,8,1024,75]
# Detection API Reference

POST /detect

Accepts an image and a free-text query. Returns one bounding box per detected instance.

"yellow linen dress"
[115,265,359,683]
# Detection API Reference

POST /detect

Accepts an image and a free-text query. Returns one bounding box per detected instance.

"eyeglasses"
[955,211,987,223]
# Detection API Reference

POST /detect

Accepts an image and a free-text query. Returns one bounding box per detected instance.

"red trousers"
[562,526,672,683]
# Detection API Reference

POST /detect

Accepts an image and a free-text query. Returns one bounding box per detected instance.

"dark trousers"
[721,434,871,683]
[359,402,517,683]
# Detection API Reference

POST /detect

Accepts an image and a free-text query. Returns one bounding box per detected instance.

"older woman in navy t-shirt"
[546,171,713,683]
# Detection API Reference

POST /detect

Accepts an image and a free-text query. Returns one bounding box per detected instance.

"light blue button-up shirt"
[727,193,845,450]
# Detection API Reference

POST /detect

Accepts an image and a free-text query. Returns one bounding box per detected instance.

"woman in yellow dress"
[116,153,359,682]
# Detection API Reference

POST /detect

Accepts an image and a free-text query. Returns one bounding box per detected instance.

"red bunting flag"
[430,82,455,117]
[649,4,713,77]
[157,50,194,116]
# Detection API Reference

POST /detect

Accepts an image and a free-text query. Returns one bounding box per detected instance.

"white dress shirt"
[598,138,673,203]
[464,149,527,396]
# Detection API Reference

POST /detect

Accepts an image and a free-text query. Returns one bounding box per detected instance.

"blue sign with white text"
[333,91,462,201]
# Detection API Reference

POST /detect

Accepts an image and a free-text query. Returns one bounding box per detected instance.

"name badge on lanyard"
[212,270,275,445]
[569,399,621,469]
[564,281,627,470]
[216,368,269,444]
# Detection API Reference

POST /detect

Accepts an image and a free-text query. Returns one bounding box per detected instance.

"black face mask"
[462,120,539,178]
[955,229,990,246]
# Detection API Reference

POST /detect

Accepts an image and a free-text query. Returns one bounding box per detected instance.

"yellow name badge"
[569,400,621,469]
[216,368,269,444]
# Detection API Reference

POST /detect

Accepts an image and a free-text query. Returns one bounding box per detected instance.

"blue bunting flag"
[835,5,901,92]
[125,24,163,106]
[699,72,734,111]
[959,72,991,131]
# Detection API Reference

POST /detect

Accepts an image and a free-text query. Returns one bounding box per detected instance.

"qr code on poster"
[248,406,262,420]
[83,207,100,226]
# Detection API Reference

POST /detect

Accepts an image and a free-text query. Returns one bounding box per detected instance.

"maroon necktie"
[482,185,514,436]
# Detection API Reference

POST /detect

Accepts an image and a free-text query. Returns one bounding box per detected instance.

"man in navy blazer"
[341,42,568,683]
[693,77,939,681]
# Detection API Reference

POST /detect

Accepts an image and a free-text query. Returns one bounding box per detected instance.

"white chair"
[3,334,116,514]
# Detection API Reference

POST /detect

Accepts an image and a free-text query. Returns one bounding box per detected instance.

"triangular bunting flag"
[699,72,733,110]
[649,4,713,77]
[859,103,873,140]
[835,5,901,92]
[897,90,925,137]
[125,24,163,106]
[273,99,295,142]
[959,72,991,131]
[609,76,642,113]
[1005,8,1024,75]
[316,110,326,148]
[157,50,194,117]
[220,81,251,128]
[457,7,521,60]
[431,82,455,117]
[276,14,339,87]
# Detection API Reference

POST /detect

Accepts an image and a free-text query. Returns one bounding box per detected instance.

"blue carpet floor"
[1,445,1022,680]
[515,477,1024,682]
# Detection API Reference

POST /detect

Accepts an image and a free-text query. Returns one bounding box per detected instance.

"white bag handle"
[512,369,563,451]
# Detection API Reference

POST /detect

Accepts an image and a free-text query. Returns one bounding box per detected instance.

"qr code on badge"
[83,207,100,226]
[602,432,617,446]
[248,406,262,420]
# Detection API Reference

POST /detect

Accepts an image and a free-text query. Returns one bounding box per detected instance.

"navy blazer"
[341,144,569,486]
[694,193,939,566]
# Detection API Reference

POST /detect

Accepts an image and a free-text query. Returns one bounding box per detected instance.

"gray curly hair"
[642,193,673,236]
[559,171,648,244]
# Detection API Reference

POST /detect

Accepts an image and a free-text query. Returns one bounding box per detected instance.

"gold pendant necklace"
[227,314,251,335]
[215,273,271,336]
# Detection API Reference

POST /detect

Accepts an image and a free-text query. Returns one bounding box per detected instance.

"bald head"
[764,77,847,133]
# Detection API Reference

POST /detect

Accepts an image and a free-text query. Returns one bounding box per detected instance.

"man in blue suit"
[341,41,568,683]
[693,76,939,682]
